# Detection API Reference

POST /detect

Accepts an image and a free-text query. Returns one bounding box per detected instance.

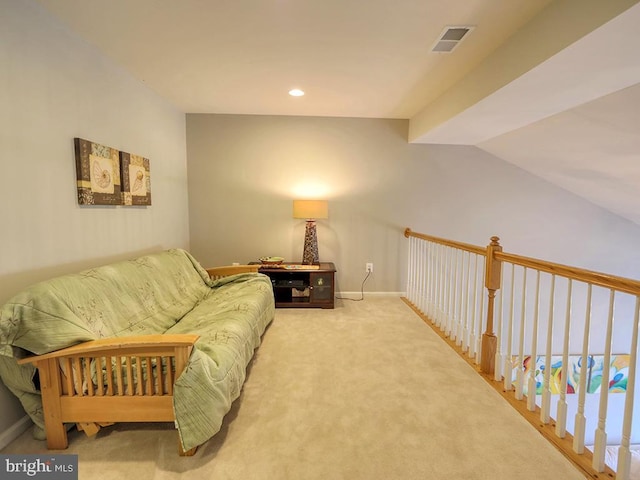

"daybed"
[0,249,275,455]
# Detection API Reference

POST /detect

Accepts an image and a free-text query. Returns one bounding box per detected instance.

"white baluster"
[527,270,541,411]
[449,249,460,339]
[412,237,419,305]
[573,283,592,454]
[411,238,418,308]
[442,247,453,335]
[556,278,573,438]
[433,244,440,325]
[435,243,440,320]
[418,240,426,314]
[541,274,556,424]
[419,239,423,308]
[476,255,486,364]
[457,251,466,347]
[504,264,516,391]
[416,237,421,305]
[593,289,615,472]
[407,237,414,303]
[430,242,437,320]
[423,240,429,315]
[437,246,445,329]
[469,254,479,358]
[453,248,459,338]
[414,237,421,307]
[454,249,463,342]
[438,245,447,330]
[443,245,449,328]
[494,284,504,381]
[428,242,438,323]
[425,241,432,318]
[515,267,528,401]
[462,251,472,353]
[438,245,448,330]
[617,296,640,480]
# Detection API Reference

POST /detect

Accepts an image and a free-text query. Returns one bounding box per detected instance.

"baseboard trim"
[0,415,32,450]
[335,291,405,299]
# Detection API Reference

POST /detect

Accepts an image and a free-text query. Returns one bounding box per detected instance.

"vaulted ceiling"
[35,0,640,224]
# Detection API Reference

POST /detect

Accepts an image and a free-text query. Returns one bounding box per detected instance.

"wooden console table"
[254,262,336,309]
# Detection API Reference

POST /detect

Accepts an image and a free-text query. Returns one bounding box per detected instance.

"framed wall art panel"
[74,138,122,205]
[120,152,151,206]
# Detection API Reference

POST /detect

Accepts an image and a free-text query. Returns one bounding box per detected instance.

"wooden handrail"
[406,225,640,300]
[404,228,486,256]
[495,251,640,296]
[404,226,640,370]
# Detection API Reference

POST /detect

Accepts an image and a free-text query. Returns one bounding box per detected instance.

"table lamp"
[293,200,328,264]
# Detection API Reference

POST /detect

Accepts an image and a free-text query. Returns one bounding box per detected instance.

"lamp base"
[302,220,319,264]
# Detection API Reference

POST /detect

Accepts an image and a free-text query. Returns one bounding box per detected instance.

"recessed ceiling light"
[289,89,305,97]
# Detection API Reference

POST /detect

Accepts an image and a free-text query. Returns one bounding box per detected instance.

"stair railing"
[404,228,640,480]
[405,228,487,361]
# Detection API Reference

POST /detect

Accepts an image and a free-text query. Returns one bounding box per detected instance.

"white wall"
[0,0,189,441]
[186,115,413,294]
[187,114,640,289]
[187,114,640,444]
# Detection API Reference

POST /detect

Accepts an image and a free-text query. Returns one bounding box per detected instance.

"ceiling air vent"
[431,26,474,53]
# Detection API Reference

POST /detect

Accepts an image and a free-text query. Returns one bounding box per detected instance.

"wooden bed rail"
[206,264,259,280]
[18,334,199,455]
[404,227,639,479]
[18,334,200,365]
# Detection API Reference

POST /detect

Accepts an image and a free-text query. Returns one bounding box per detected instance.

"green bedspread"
[0,249,275,450]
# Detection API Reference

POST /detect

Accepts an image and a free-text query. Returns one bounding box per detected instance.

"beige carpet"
[2,298,584,479]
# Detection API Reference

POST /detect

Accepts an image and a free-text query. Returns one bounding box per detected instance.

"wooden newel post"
[481,236,502,375]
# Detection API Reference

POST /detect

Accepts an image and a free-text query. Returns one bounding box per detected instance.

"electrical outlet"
[366,263,373,273]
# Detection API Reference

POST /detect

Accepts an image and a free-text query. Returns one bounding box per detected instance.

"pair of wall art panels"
[74,137,151,206]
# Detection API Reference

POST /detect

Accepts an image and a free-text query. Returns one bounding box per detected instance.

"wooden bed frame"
[18,264,260,456]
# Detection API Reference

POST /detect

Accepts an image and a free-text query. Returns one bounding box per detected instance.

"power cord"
[336,270,371,302]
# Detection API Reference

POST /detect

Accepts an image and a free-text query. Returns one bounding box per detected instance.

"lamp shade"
[292,200,328,219]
